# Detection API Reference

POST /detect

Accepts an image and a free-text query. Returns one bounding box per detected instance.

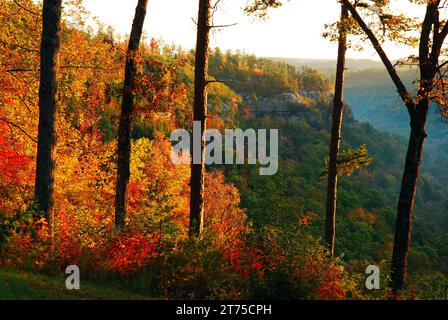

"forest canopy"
[0,0,447,301]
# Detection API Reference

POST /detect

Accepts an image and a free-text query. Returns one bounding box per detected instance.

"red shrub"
[102,229,160,274]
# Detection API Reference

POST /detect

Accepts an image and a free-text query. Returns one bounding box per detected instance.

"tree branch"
[0,117,37,143]
[209,22,238,29]
[6,65,112,73]
[60,64,112,70]
[12,0,39,17]
[341,0,414,115]
[420,5,434,63]
[206,79,225,85]
[0,40,39,53]
[432,5,448,66]
[437,21,448,45]
[6,68,37,73]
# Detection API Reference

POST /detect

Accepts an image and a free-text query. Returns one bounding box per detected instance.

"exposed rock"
[248,90,353,124]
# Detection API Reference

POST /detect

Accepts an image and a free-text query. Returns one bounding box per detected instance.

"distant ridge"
[266,57,385,75]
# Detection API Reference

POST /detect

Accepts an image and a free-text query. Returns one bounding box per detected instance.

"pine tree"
[115,0,149,227]
[35,0,62,222]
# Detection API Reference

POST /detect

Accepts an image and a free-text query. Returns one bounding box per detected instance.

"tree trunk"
[341,0,444,294]
[390,97,430,294]
[324,3,348,256]
[115,0,148,227]
[35,0,62,222]
[189,0,211,238]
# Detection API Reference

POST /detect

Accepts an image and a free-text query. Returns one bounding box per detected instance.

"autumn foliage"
[0,0,354,300]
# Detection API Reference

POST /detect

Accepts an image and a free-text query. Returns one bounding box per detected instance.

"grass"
[0,267,149,300]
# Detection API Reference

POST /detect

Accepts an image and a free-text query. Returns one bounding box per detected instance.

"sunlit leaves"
[244,0,284,19]
[321,144,373,177]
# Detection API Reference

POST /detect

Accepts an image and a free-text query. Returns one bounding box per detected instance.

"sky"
[82,0,420,61]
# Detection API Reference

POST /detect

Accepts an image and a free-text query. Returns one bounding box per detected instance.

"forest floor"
[0,267,149,300]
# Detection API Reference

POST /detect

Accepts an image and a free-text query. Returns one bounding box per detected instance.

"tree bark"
[390,98,429,294]
[340,0,444,295]
[35,0,62,222]
[324,3,348,257]
[389,3,439,294]
[115,0,148,227]
[189,0,211,238]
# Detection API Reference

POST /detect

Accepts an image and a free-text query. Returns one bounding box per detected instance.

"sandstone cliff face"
[246,90,355,129]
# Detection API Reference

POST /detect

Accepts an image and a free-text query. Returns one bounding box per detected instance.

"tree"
[324,3,349,257]
[189,0,212,238]
[35,0,62,222]
[341,0,448,295]
[244,0,283,18]
[244,0,351,256]
[244,0,351,257]
[115,0,149,227]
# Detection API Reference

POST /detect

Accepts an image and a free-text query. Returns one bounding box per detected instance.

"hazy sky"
[83,0,419,61]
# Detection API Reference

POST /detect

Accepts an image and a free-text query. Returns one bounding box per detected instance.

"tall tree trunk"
[341,0,445,295]
[388,2,441,295]
[35,0,62,222]
[115,0,148,227]
[324,3,348,256]
[390,96,430,294]
[189,0,211,238]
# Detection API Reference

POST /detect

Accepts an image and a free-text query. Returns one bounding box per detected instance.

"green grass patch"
[0,267,149,300]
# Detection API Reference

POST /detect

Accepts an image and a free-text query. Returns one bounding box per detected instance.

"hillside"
[344,68,448,160]
[1,0,447,300]
[271,57,448,160]
[0,268,147,300]
[268,57,385,76]
[207,52,448,285]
